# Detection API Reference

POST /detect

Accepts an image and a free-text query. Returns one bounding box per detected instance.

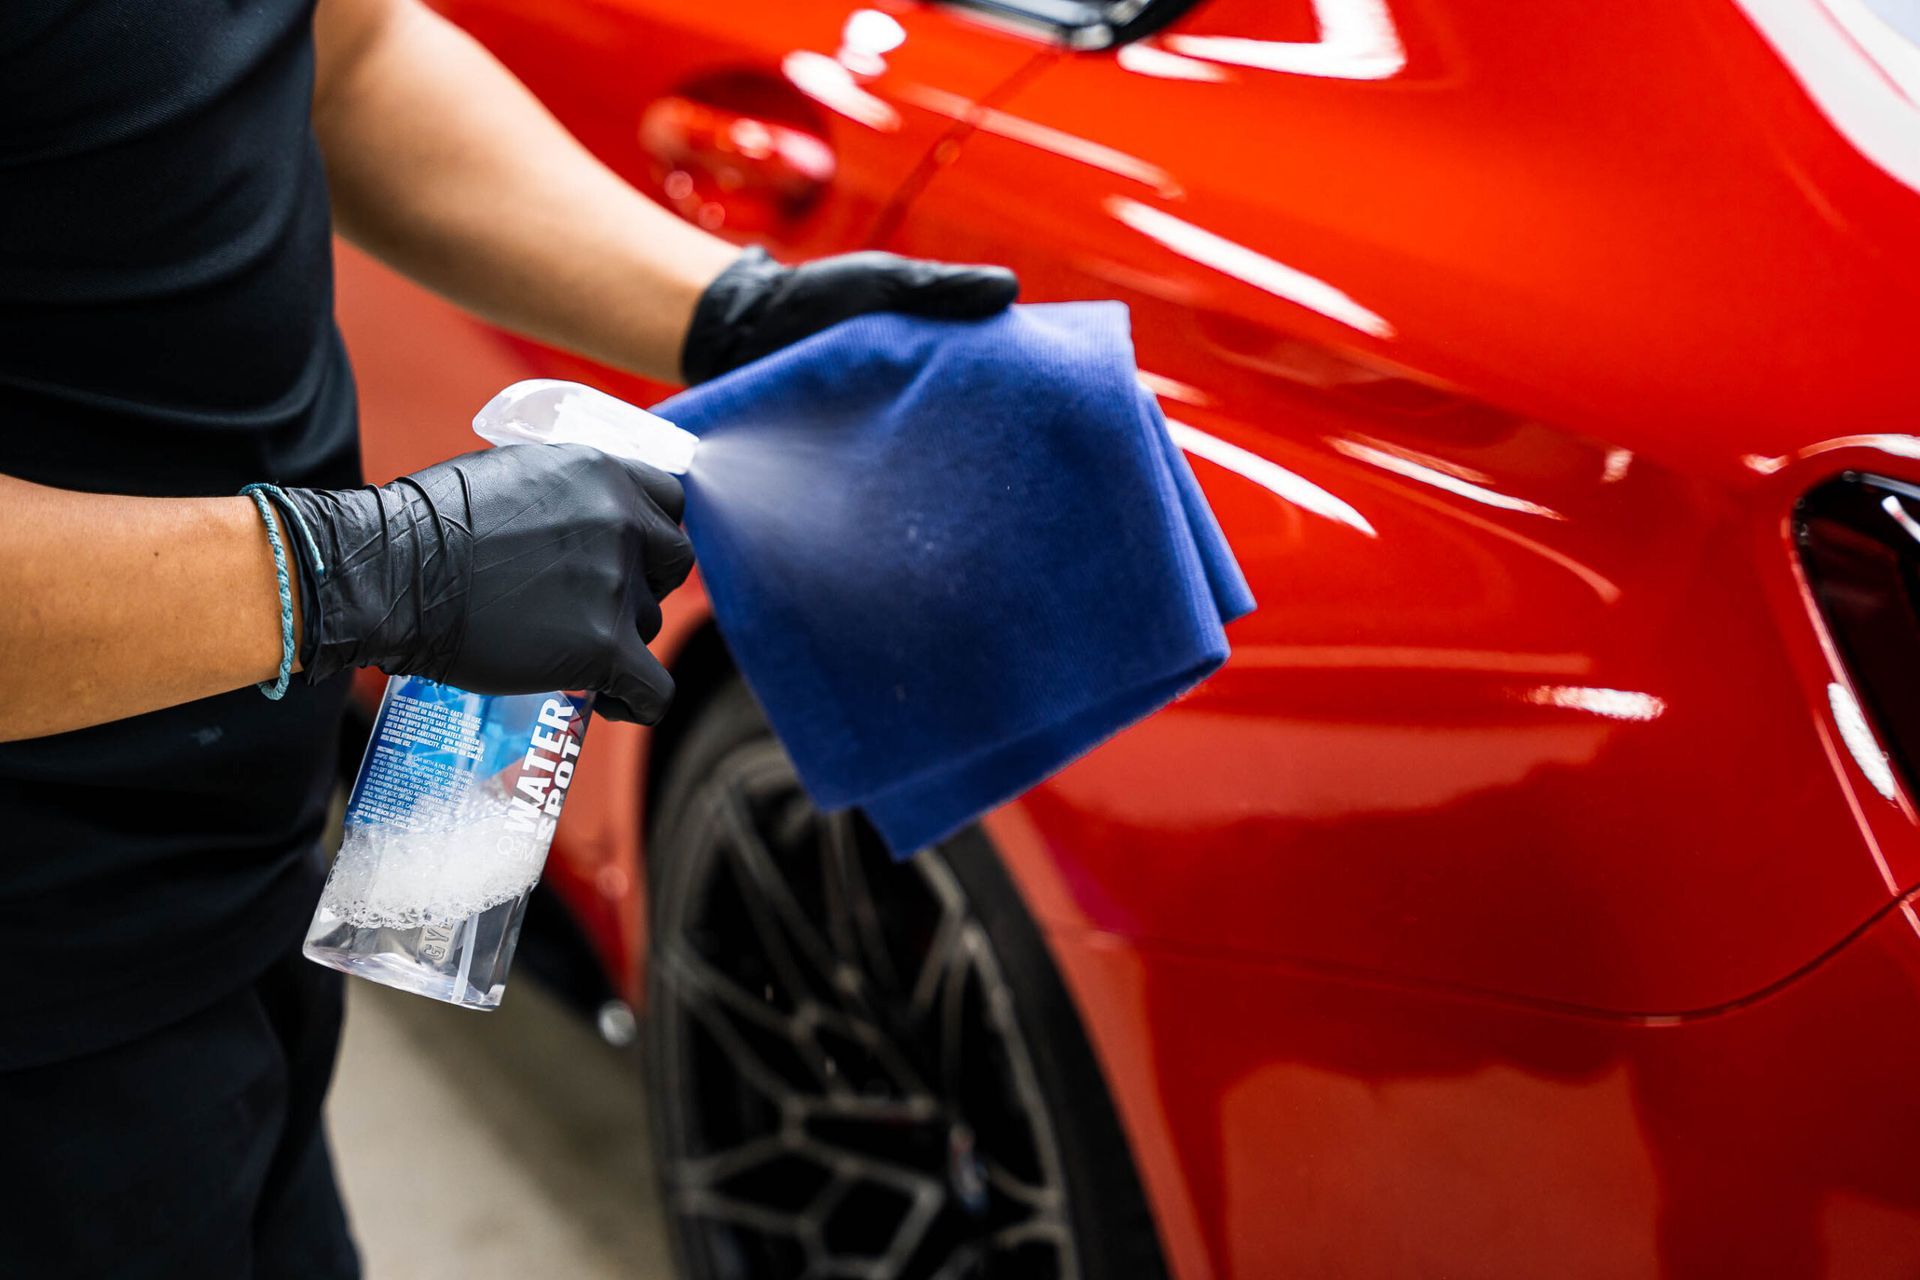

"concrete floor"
[328,980,676,1278]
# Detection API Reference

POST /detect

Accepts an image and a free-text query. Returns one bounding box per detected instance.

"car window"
[934,0,1205,49]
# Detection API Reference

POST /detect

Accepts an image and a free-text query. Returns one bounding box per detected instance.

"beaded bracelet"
[239,484,327,701]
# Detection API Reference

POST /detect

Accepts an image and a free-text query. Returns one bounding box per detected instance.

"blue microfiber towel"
[654,301,1254,855]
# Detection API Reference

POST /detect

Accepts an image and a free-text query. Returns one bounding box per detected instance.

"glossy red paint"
[335,0,1920,1273]
[1045,894,1920,1277]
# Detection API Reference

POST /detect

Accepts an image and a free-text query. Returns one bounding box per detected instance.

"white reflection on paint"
[1137,370,1214,407]
[781,51,900,131]
[1602,448,1633,483]
[1798,434,1920,463]
[728,118,773,158]
[1106,196,1394,338]
[1345,434,1493,484]
[1731,0,1920,194]
[843,9,906,55]
[1401,490,1619,602]
[1830,680,1900,800]
[972,109,1179,193]
[1333,438,1565,519]
[903,87,1179,194]
[1765,431,1920,476]
[1525,685,1666,721]
[1163,0,1407,80]
[837,9,907,77]
[1883,494,1920,544]
[1117,42,1231,82]
[1167,420,1377,537]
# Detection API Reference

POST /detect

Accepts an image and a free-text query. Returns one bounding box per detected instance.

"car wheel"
[645,678,1168,1280]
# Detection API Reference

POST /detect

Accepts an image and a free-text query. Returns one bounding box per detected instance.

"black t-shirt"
[0,0,360,1067]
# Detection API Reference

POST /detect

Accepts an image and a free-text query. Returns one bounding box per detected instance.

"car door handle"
[639,90,836,234]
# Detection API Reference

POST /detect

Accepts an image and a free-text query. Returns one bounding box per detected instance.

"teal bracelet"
[239,484,327,701]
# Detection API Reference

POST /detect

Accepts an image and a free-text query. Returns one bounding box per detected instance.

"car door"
[877,0,1888,1015]
[879,0,1621,1000]
[873,3,1920,1272]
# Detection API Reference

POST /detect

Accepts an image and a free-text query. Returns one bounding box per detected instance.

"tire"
[644,678,1169,1280]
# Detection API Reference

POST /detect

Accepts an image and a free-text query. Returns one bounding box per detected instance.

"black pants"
[0,947,360,1279]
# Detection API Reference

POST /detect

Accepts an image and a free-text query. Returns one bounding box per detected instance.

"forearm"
[0,476,294,741]
[312,0,738,383]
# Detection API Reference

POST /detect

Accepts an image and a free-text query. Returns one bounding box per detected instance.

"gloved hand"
[680,247,1019,384]
[279,443,693,724]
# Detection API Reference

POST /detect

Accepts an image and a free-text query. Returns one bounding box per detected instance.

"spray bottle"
[302,381,697,1009]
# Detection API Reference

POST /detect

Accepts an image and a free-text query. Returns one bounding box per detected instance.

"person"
[0,0,1017,1274]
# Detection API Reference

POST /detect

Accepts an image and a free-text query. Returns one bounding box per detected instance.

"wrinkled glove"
[279,443,693,725]
[681,246,1019,384]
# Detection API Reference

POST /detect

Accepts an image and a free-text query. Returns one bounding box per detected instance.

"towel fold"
[655,301,1253,855]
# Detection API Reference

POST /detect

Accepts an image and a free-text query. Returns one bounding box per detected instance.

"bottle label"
[503,696,587,854]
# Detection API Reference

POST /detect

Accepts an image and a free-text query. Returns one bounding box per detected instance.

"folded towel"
[655,301,1254,855]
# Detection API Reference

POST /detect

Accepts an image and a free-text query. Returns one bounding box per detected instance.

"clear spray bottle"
[302,381,697,1009]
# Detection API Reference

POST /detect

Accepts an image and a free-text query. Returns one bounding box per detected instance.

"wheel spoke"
[671,1133,795,1192]
[809,1001,934,1102]
[798,1089,942,1128]
[926,1242,987,1280]
[909,911,967,1024]
[665,943,803,1045]
[674,949,847,1093]
[929,928,977,1101]
[799,1159,948,1277]
[988,1219,1075,1253]
[822,810,902,994]
[982,1154,1060,1214]
[675,1185,811,1242]
[665,946,828,1100]
[717,785,850,1012]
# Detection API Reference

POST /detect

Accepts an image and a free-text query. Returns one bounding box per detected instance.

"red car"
[335,0,1920,1274]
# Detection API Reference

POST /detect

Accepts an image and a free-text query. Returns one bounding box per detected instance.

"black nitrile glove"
[280,443,694,725]
[680,247,1019,384]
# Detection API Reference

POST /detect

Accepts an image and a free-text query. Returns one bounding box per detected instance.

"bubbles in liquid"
[321,776,548,929]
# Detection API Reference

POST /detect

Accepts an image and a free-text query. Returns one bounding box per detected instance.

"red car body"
[334,0,1920,1273]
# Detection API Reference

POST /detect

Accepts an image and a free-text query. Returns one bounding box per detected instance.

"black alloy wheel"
[645,679,1167,1280]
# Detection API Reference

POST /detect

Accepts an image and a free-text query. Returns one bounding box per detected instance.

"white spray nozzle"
[473,379,697,475]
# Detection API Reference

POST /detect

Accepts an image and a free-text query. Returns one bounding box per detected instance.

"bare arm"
[311,0,739,383]
[0,476,295,741]
[1,0,1000,745]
